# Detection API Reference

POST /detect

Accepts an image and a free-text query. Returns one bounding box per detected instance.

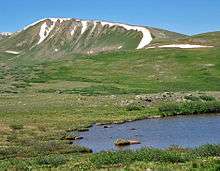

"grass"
[1,45,220,95]
[1,144,219,170]
[71,144,220,170]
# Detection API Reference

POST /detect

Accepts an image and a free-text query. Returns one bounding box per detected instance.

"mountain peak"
[21,18,152,49]
[0,18,186,55]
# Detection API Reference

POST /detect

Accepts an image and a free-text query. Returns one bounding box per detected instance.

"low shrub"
[6,133,17,142]
[191,144,220,157]
[9,123,24,130]
[89,148,191,168]
[184,95,201,101]
[37,155,67,167]
[33,140,92,155]
[159,101,220,116]
[126,102,143,111]
[199,95,216,101]
[0,147,20,159]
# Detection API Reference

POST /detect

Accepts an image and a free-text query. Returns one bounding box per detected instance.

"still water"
[74,114,220,152]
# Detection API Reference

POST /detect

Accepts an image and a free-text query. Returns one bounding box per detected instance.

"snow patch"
[5,50,20,54]
[70,26,76,36]
[158,44,213,49]
[146,46,156,49]
[0,32,12,36]
[81,21,88,34]
[100,21,152,49]
[37,18,58,45]
[91,22,97,33]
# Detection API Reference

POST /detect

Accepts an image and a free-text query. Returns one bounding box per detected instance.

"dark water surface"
[74,114,220,152]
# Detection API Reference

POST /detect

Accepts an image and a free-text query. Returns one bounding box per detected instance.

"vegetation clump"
[199,95,216,101]
[126,102,144,111]
[9,123,24,130]
[37,155,67,167]
[159,101,220,116]
[184,95,201,101]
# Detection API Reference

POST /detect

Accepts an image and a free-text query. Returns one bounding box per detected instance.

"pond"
[74,114,220,152]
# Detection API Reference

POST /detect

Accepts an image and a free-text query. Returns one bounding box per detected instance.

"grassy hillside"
[193,31,220,46]
[1,46,220,95]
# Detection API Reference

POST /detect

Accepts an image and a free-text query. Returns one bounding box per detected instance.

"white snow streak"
[91,22,97,33]
[5,50,20,54]
[70,27,76,36]
[0,32,12,36]
[100,21,152,49]
[37,18,57,45]
[81,21,88,34]
[158,44,213,49]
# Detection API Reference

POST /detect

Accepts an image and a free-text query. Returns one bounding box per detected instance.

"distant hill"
[0,18,186,56]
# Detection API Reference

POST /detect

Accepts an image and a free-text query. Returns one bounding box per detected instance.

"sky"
[0,0,219,35]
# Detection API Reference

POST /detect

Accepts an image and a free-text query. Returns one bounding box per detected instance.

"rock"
[103,125,112,128]
[113,121,126,124]
[114,139,130,146]
[77,128,89,132]
[96,122,111,126]
[129,140,141,145]
[64,135,83,140]
[74,136,83,140]
[114,139,140,146]
[145,98,152,102]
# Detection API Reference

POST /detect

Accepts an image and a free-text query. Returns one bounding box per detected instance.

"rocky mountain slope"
[0,18,186,55]
[0,32,12,40]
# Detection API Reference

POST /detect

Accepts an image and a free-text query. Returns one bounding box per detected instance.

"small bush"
[9,123,24,130]
[6,133,17,142]
[167,145,189,153]
[126,103,143,111]
[33,140,92,155]
[159,101,220,116]
[0,147,20,159]
[200,95,216,101]
[37,155,67,167]
[184,95,200,101]
[191,144,220,157]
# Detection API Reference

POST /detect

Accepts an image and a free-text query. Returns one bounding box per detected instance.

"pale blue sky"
[0,0,219,35]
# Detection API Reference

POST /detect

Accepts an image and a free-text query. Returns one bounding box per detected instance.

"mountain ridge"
[0,18,216,56]
[0,18,187,55]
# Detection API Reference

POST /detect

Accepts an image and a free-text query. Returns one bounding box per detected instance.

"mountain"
[0,32,12,40]
[0,18,186,55]
[192,31,220,46]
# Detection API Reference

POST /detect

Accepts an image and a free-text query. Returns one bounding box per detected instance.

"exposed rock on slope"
[0,18,186,55]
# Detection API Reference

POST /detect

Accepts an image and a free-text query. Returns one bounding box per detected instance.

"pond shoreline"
[73,113,220,152]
